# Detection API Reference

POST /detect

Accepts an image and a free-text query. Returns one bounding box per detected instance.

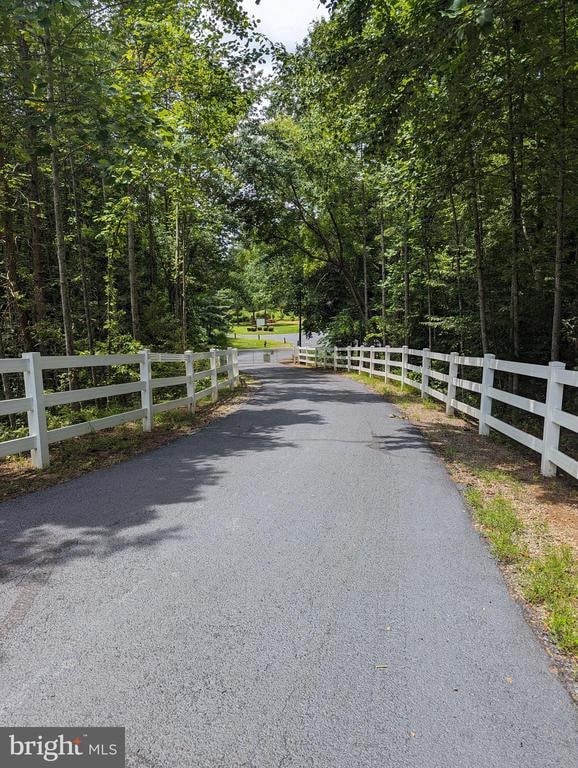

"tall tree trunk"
[18,33,46,325]
[145,186,157,287]
[174,203,181,322]
[421,213,435,350]
[449,188,465,354]
[181,219,187,352]
[551,0,567,362]
[468,149,489,354]
[506,32,523,386]
[403,214,409,347]
[1,180,33,351]
[380,211,387,347]
[361,180,369,333]
[69,160,95,355]
[127,217,140,341]
[45,26,74,357]
[29,152,46,325]
[181,261,187,351]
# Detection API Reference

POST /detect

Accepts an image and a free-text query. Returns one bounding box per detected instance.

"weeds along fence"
[295,345,578,481]
[0,348,240,469]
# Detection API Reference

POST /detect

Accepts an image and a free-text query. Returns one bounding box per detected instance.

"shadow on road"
[248,366,381,406]
[0,391,324,601]
[0,363,430,640]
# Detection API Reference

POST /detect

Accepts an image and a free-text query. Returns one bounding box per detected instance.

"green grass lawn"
[227,338,292,349]
[231,321,299,336]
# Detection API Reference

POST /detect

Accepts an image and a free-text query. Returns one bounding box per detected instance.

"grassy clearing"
[0,379,250,503]
[328,368,578,669]
[227,337,291,349]
[231,322,298,336]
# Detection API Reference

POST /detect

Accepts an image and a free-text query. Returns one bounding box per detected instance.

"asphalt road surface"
[0,364,576,767]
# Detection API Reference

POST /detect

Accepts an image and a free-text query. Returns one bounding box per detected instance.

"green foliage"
[472,468,521,489]
[239,0,578,364]
[0,0,262,361]
[524,546,577,606]
[466,489,525,562]
[523,546,578,654]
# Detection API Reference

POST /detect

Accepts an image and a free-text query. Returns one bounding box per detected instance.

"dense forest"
[1,0,577,368]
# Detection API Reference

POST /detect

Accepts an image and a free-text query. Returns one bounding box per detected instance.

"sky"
[242,0,328,52]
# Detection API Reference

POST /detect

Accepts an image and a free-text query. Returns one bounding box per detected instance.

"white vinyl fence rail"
[0,348,240,469]
[295,345,578,481]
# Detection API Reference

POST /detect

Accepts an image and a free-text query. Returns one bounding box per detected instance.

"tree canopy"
[1,0,576,367]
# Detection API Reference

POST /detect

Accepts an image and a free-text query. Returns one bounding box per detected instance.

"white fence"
[295,345,578,481]
[0,348,240,469]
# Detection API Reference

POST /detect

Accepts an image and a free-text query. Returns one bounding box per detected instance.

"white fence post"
[446,352,459,415]
[185,350,196,413]
[358,346,363,374]
[22,352,49,469]
[227,348,234,386]
[334,346,338,372]
[369,347,375,378]
[347,346,352,372]
[421,348,430,399]
[384,345,390,384]
[210,348,218,403]
[541,361,566,477]
[479,353,496,435]
[139,349,153,432]
[401,346,408,389]
[233,348,240,385]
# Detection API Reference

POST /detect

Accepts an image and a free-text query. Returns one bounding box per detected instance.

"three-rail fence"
[0,348,240,468]
[296,345,578,481]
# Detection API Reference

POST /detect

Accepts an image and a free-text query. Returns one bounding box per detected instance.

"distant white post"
[479,354,496,435]
[347,346,352,372]
[185,350,196,413]
[210,349,218,403]
[334,346,338,372]
[421,348,430,399]
[384,345,390,384]
[401,346,408,390]
[22,351,49,469]
[446,352,459,415]
[369,347,375,378]
[139,349,153,432]
[541,361,566,477]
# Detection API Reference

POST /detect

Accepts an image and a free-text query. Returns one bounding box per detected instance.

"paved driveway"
[0,365,576,767]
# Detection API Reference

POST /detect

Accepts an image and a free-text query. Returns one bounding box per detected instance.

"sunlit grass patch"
[472,468,522,489]
[227,337,290,349]
[466,489,526,562]
[523,546,578,654]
